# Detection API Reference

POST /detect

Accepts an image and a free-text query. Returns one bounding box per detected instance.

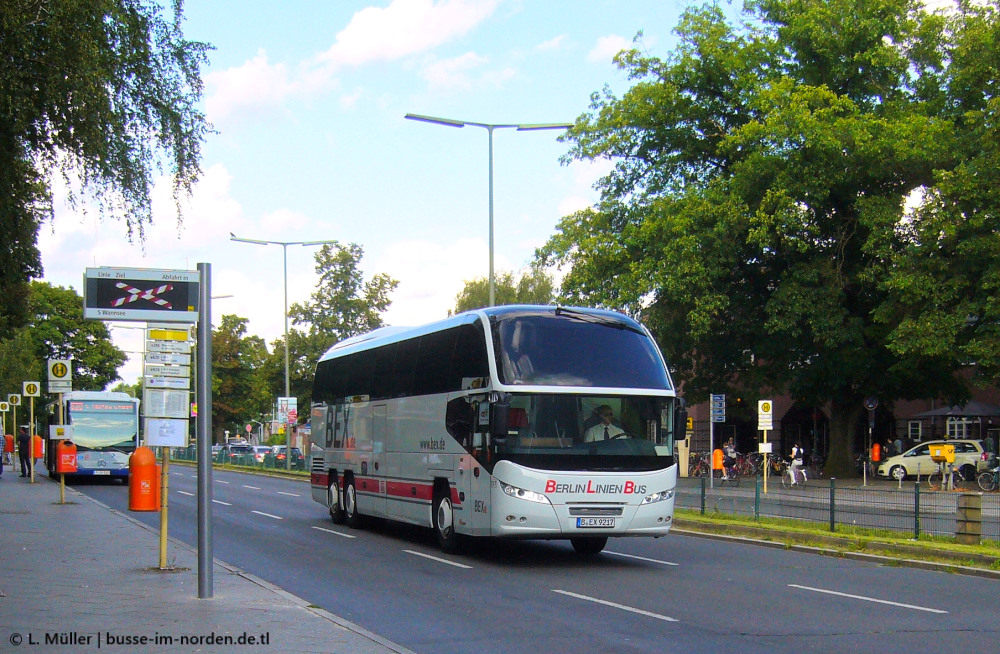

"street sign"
[0,402,8,412]
[83,267,199,322]
[145,376,190,390]
[710,393,726,423]
[48,381,72,393]
[23,381,41,397]
[145,418,188,446]
[147,340,191,354]
[758,400,773,431]
[8,394,20,406]
[145,352,191,366]
[49,425,74,440]
[144,364,191,378]
[48,359,72,382]
[143,388,190,419]
[246,424,253,433]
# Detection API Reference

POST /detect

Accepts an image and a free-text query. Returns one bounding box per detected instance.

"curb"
[672,525,1000,581]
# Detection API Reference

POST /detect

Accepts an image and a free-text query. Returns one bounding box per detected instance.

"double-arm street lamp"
[230,233,336,469]
[404,113,573,307]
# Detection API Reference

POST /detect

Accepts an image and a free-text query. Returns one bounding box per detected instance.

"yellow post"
[159,447,170,569]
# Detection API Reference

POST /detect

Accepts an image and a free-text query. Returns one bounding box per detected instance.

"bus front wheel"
[571,537,608,555]
[344,477,362,528]
[328,474,345,524]
[433,490,461,554]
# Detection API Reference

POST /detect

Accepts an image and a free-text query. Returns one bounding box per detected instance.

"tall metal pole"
[196,262,213,598]
[487,125,495,307]
[282,243,290,398]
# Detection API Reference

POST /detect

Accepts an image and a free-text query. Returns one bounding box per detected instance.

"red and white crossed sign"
[112,282,174,309]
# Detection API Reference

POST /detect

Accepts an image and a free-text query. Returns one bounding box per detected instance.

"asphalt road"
[70,467,999,654]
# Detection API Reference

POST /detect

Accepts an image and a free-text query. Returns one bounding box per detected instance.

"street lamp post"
[404,113,572,307]
[230,233,336,469]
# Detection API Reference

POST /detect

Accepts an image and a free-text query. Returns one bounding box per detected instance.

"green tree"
[285,242,397,414]
[0,0,210,333]
[212,314,270,440]
[452,267,556,314]
[540,0,994,477]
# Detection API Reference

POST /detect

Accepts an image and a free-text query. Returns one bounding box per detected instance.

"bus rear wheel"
[344,477,363,528]
[433,490,461,554]
[570,537,608,555]
[328,474,345,524]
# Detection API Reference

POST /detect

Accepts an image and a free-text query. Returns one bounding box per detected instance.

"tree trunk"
[825,393,863,478]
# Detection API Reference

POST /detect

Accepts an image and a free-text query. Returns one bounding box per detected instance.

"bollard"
[955,492,982,545]
[128,446,161,512]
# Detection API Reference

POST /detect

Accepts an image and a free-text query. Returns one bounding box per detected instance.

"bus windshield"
[492,311,671,389]
[68,400,139,450]
[491,393,676,472]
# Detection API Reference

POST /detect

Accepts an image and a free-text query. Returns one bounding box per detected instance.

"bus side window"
[446,398,472,450]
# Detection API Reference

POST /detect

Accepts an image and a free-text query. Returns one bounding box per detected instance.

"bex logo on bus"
[544,480,647,495]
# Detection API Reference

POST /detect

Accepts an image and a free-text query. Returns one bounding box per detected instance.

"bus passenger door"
[457,453,491,536]
[370,403,388,518]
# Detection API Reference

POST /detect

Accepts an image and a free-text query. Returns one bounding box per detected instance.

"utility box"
[929,443,955,463]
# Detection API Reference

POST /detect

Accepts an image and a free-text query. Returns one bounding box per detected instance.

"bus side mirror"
[491,402,510,443]
[674,404,688,442]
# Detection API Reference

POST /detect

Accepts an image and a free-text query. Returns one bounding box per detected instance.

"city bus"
[309,305,685,554]
[46,391,140,481]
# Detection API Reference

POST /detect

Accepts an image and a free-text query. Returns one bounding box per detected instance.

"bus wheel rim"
[328,481,339,510]
[437,497,453,535]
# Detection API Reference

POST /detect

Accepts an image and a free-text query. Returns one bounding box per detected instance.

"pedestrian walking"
[17,426,31,477]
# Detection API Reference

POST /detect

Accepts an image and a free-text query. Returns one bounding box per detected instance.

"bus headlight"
[498,481,550,505]
[641,489,674,505]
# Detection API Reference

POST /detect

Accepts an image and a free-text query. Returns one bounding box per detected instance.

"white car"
[877,439,986,481]
[253,445,271,464]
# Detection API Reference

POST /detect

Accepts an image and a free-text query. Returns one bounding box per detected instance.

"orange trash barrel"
[3,434,12,453]
[128,446,161,512]
[56,441,78,474]
[712,448,724,471]
[32,433,43,458]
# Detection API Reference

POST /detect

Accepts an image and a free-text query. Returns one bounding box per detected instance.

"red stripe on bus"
[311,472,459,506]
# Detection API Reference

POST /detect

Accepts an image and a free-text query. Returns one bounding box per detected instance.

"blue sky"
[38,0,697,383]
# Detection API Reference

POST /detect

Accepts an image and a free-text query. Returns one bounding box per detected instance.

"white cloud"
[204,50,311,124]
[318,0,500,68]
[588,34,631,64]
[376,236,511,326]
[421,52,489,89]
[536,34,567,52]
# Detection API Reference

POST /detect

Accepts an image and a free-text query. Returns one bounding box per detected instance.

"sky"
[37,0,699,384]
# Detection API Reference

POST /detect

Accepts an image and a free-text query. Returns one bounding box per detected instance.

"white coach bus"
[309,305,685,554]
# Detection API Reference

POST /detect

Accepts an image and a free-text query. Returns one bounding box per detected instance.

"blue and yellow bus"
[47,391,140,480]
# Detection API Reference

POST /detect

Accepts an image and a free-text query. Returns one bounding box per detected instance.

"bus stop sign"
[83,267,199,323]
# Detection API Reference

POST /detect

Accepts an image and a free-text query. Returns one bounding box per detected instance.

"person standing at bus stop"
[17,426,31,477]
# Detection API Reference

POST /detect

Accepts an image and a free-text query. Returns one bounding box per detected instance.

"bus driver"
[584,405,626,442]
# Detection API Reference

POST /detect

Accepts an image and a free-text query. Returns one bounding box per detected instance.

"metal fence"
[675,476,1000,546]
[170,447,307,472]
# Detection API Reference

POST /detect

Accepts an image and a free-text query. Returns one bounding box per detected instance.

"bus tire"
[328,473,346,524]
[433,488,461,554]
[344,476,363,528]
[571,537,608,555]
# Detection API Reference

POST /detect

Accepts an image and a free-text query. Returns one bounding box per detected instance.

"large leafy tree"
[0,282,126,406]
[212,314,270,441]
[0,0,210,333]
[284,242,397,414]
[540,0,998,477]
[452,267,556,314]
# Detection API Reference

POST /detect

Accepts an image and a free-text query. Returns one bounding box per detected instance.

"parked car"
[252,445,271,464]
[218,442,254,465]
[264,445,305,470]
[877,439,986,481]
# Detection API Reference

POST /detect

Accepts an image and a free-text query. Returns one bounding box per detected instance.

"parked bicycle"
[977,464,999,492]
[927,462,967,492]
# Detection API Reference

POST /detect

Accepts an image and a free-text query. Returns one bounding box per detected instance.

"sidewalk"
[0,467,414,654]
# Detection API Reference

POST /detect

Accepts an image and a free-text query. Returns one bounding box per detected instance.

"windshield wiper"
[554,307,644,334]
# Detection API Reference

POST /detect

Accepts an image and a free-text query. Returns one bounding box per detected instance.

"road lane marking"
[312,526,357,539]
[606,551,679,566]
[252,510,283,520]
[788,584,948,614]
[552,590,678,622]
[277,491,299,497]
[213,499,232,506]
[177,490,194,496]
[215,480,230,484]
[243,485,261,490]
[403,550,473,569]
